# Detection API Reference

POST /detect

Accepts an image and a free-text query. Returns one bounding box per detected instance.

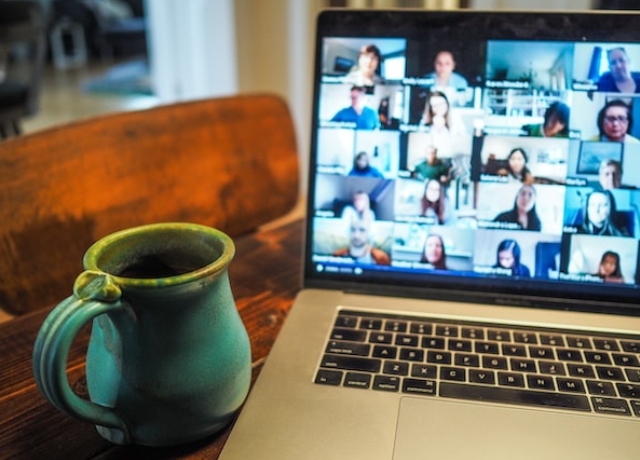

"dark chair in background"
[0,0,46,140]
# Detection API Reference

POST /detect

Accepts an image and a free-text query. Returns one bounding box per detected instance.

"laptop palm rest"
[394,397,639,460]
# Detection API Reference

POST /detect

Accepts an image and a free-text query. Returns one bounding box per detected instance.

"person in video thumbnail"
[598,159,623,190]
[521,102,570,138]
[593,250,625,283]
[421,179,454,225]
[331,85,381,130]
[590,99,639,143]
[577,190,629,236]
[424,50,468,91]
[493,239,531,277]
[346,44,383,87]
[333,217,390,265]
[419,91,452,132]
[420,234,447,270]
[597,47,640,94]
[348,151,384,178]
[493,185,542,231]
[412,145,450,183]
[497,148,534,184]
[341,190,377,222]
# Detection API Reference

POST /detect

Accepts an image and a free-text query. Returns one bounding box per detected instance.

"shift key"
[321,354,381,373]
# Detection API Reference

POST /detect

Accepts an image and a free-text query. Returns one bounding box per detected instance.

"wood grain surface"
[0,219,303,460]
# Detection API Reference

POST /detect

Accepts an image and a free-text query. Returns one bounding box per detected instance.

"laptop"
[220,9,640,460]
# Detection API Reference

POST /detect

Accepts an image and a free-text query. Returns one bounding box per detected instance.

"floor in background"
[23,59,160,135]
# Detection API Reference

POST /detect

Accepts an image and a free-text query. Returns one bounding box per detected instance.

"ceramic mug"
[32,223,251,446]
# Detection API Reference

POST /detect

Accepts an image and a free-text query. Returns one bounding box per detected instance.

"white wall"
[146,0,321,195]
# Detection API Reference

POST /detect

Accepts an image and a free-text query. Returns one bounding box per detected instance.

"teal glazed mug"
[32,223,252,446]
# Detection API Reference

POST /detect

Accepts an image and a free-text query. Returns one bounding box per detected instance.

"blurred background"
[1,0,635,181]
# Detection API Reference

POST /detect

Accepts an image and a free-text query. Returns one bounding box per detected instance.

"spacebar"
[439,383,591,412]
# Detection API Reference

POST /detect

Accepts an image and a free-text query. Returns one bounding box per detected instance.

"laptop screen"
[305,10,640,313]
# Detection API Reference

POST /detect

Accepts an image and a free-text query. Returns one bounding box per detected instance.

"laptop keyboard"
[314,310,640,417]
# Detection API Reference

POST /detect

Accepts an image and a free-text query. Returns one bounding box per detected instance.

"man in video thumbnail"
[331,85,381,130]
[333,218,390,265]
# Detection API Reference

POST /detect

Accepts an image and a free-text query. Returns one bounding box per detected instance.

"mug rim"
[83,222,235,288]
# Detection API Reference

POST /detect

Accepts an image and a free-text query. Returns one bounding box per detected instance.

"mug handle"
[32,271,135,444]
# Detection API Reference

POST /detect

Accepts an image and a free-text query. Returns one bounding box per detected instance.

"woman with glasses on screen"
[590,99,640,143]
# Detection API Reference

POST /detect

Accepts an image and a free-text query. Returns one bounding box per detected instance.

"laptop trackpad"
[394,397,640,460]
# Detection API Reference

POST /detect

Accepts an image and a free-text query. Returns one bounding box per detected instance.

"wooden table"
[0,219,303,460]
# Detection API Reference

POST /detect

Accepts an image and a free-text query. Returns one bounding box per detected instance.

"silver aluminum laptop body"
[220,9,640,459]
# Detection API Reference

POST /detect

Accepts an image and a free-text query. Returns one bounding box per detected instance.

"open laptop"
[220,9,640,460]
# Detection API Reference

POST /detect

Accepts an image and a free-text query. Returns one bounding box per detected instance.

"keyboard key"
[625,368,640,383]
[529,346,555,360]
[630,401,640,417]
[335,315,358,328]
[594,339,619,352]
[454,353,480,367]
[540,334,565,347]
[584,351,612,365]
[449,339,473,352]
[566,337,592,349]
[385,320,408,333]
[440,366,466,382]
[556,349,583,362]
[462,327,485,340]
[502,344,526,357]
[369,332,393,344]
[422,337,446,349]
[411,364,437,379]
[344,372,372,389]
[612,353,640,367]
[538,361,566,376]
[359,318,382,330]
[476,341,500,354]
[435,325,459,338]
[331,328,367,342]
[557,378,586,394]
[596,366,625,381]
[372,345,397,359]
[513,331,538,344]
[399,348,424,362]
[487,329,511,342]
[326,340,371,356]
[383,361,409,376]
[469,369,496,385]
[396,334,420,347]
[410,322,433,335]
[482,356,508,370]
[527,375,555,391]
[591,397,631,416]
[568,364,596,379]
[440,382,591,411]
[498,372,525,388]
[315,369,343,386]
[510,358,537,373]
[586,380,616,396]
[621,340,640,353]
[403,378,436,396]
[373,375,400,392]
[427,350,452,365]
[616,383,640,399]
[321,355,381,373]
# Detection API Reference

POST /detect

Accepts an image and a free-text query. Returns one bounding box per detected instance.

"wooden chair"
[0,94,300,315]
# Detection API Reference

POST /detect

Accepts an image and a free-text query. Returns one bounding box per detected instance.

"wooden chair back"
[0,94,299,315]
